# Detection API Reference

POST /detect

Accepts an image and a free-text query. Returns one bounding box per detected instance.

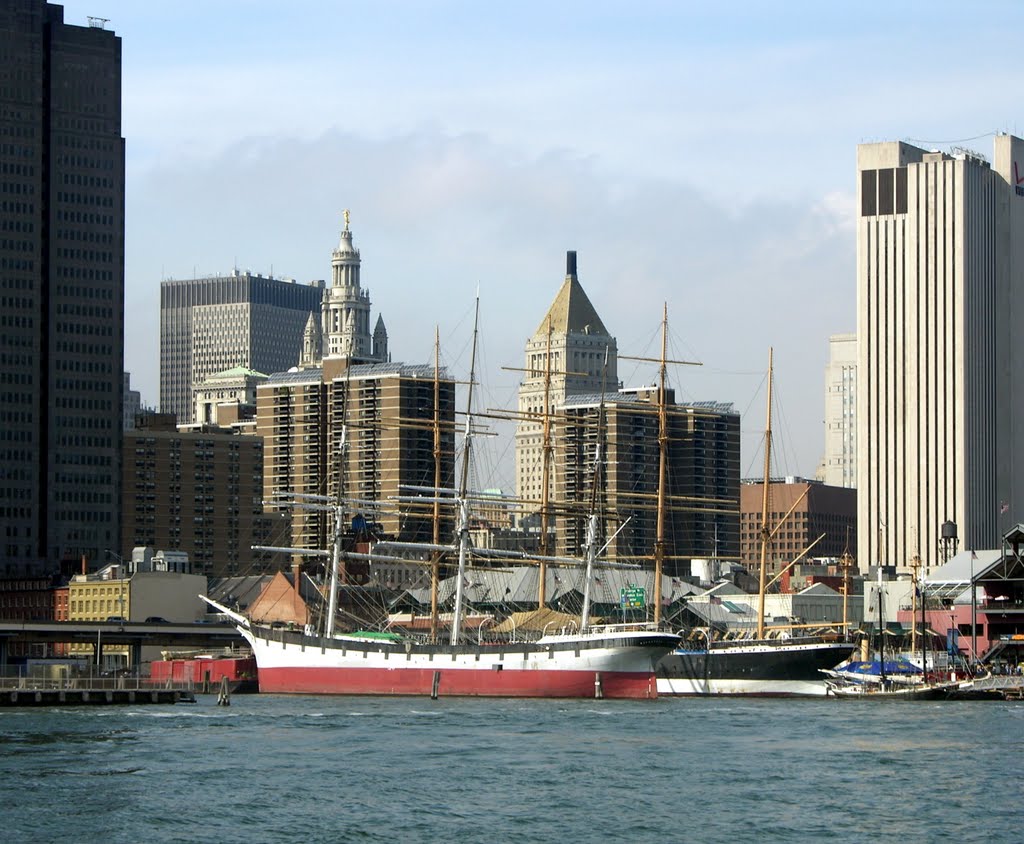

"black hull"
[657,640,854,696]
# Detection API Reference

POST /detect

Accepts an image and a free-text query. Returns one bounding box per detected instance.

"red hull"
[258,665,658,699]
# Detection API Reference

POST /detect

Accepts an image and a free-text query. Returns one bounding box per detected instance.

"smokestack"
[81,554,87,576]
[566,250,577,278]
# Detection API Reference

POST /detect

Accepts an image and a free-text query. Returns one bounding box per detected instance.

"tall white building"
[821,334,856,488]
[856,134,1024,574]
[514,252,617,513]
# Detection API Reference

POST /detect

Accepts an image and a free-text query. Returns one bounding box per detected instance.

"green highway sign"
[620,586,645,608]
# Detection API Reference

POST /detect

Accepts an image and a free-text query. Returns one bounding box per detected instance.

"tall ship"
[656,348,853,696]
[205,303,679,699]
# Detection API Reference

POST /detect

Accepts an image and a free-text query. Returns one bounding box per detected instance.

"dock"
[0,672,196,707]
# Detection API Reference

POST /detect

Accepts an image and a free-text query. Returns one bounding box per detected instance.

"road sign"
[620,586,645,608]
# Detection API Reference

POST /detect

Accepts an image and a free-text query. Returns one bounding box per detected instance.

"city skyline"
[56,0,1024,486]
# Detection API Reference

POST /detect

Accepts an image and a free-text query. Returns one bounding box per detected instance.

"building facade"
[121,415,265,577]
[0,2,124,572]
[740,478,857,579]
[557,390,740,574]
[856,136,1024,575]
[820,333,856,489]
[515,251,618,520]
[159,271,325,425]
[257,362,456,561]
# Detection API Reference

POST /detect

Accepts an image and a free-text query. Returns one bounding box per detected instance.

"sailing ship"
[825,570,956,699]
[203,304,679,699]
[657,347,853,696]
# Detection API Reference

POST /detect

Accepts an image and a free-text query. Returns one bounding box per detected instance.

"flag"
[1001,502,1010,515]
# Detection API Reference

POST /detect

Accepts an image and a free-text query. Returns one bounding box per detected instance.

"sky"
[58,0,1024,487]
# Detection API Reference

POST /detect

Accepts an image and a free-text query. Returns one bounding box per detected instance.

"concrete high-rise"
[0,2,123,571]
[820,333,856,489]
[856,135,1024,574]
[160,271,325,425]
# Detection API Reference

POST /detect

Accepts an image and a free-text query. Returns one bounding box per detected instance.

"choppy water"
[0,694,1019,843]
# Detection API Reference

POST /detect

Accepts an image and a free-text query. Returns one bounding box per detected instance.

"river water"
[1,694,1019,843]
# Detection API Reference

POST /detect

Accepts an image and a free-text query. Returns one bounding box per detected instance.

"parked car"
[106,616,126,623]
[145,616,168,623]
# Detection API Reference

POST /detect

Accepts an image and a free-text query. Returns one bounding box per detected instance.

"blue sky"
[58,0,1024,485]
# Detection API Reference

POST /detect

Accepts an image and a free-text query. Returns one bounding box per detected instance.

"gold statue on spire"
[343,209,350,231]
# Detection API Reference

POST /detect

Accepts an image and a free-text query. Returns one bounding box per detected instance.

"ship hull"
[242,626,678,700]
[657,640,854,697]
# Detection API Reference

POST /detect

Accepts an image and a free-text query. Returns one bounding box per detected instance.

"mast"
[878,569,887,685]
[449,298,480,645]
[756,348,774,640]
[325,382,351,639]
[655,303,671,626]
[580,350,608,632]
[430,327,442,643]
[537,318,554,608]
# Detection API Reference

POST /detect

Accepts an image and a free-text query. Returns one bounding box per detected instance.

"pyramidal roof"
[533,251,610,337]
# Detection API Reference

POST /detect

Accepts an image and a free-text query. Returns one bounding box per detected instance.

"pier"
[0,669,196,707]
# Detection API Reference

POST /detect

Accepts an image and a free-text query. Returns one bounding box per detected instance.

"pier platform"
[0,672,196,706]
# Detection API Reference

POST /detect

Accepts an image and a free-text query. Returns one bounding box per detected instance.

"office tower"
[123,372,141,430]
[0,2,123,571]
[856,135,1024,574]
[557,390,740,574]
[739,478,856,576]
[159,271,325,425]
[821,333,856,488]
[514,251,618,514]
[121,414,265,577]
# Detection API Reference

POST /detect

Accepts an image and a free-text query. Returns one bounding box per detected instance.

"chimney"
[566,250,577,279]
[81,554,87,576]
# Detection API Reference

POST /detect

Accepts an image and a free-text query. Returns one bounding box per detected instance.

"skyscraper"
[159,271,325,425]
[514,252,617,512]
[820,333,856,489]
[557,390,740,572]
[255,220,446,560]
[0,2,123,571]
[856,135,1024,573]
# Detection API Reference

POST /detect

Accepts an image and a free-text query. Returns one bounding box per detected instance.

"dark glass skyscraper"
[0,1,124,571]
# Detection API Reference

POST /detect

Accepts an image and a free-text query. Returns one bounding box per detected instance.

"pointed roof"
[373,314,387,335]
[533,252,610,337]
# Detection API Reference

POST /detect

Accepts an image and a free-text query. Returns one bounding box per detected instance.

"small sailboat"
[825,571,956,700]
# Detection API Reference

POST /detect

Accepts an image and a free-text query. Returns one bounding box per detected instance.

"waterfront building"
[121,414,266,577]
[820,334,856,489]
[0,2,124,571]
[159,271,325,425]
[739,477,857,579]
[515,252,618,517]
[557,390,740,574]
[856,135,1024,574]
